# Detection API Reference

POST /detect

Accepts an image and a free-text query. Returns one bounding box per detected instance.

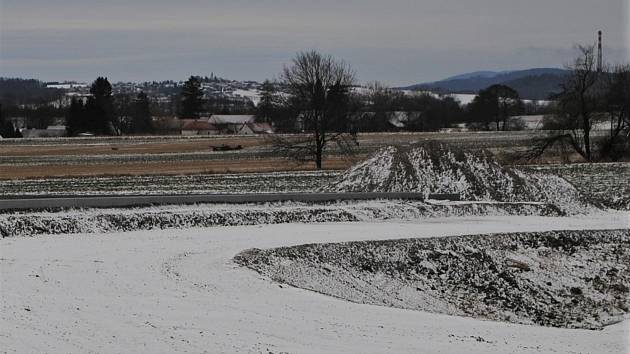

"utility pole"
[597,30,603,73]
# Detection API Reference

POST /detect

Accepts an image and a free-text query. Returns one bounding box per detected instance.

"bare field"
[0,132,545,180]
[0,131,543,156]
[0,156,359,180]
[0,136,269,157]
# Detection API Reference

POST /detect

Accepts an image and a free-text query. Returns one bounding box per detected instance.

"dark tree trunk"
[315,127,324,170]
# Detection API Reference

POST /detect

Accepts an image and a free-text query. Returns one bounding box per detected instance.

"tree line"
[1,47,628,166]
[528,46,630,162]
[251,49,628,168]
[0,65,548,139]
[64,78,153,135]
[0,78,63,106]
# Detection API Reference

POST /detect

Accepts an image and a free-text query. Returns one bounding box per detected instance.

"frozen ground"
[0,199,569,237]
[0,171,339,197]
[528,163,630,211]
[238,229,630,330]
[1,214,629,353]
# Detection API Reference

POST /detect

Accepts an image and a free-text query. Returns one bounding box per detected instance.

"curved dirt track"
[1,214,629,353]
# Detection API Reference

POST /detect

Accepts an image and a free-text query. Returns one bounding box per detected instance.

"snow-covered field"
[1,214,629,353]
[0,171,338,197]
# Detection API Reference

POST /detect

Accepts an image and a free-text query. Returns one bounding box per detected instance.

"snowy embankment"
[527,163,630,211]
[1,216,629,353]
[1,200,568,237]
[237,229,630,330]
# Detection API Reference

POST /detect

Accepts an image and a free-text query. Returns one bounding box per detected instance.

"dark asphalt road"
[0,193,460,212]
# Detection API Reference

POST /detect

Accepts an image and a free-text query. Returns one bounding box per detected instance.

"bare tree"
[272,51,357,169]
[600,64,630,158]
[527,46,603,161]
[356,81,398,132]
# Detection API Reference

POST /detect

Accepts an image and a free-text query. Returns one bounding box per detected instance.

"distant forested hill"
[0,78,63,105]
[402,68,569,100]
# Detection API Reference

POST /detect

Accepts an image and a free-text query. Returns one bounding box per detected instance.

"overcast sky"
[1,0,628,85]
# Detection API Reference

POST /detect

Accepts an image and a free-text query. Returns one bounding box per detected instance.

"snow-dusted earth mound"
[0,200,565,237]
[236,229,630,330]
[321,143,594,214]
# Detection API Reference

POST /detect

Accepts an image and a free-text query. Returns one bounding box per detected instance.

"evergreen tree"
[65,98,85,136]
[131,92,153,134]
[86,77,114,134]
[256,80,277,123]
[180,76,204,118]
[0,104,20,138]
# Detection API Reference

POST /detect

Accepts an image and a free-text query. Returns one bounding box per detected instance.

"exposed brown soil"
[0,132,541,157]
[0,156,361,180]
[0,132,549,179]
[0,137,269,157]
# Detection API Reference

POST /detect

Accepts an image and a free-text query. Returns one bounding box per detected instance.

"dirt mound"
[322,143,593,214]
[1,200,566,237]
[236,229,630,330]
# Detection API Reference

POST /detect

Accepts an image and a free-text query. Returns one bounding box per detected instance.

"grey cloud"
[1,0,627,84]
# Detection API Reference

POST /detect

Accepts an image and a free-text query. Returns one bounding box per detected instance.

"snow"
[447,94,552,107]
[0,171,339,197]
[449,93,477,105]
[239,229,630,330]
[233,89,261,106]
[0,199,578,237]
[322,144,594,215]
[46,83,88,90]
[1,214,629,353]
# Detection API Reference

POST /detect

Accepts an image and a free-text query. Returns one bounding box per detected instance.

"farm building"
[208,115,255,134]
[154,115,274,135]
[236,122,274,135]
[181,120,220,136]
[207,115,274,135]
[21,125,68,138]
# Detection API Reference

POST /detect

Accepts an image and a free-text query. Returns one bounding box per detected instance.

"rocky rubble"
[236,229,630,330]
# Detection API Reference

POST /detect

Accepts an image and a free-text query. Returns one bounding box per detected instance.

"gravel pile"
[236,229,630,330]
[322,143,595,215]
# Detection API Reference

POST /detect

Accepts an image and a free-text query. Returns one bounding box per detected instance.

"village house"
[208,115,255,134]
[152,115,274,135]
[208,115,274,135]
[181,120,220,136]
[236,122,274,135]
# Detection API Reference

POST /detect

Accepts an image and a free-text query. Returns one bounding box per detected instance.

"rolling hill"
[402,68,569,100]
